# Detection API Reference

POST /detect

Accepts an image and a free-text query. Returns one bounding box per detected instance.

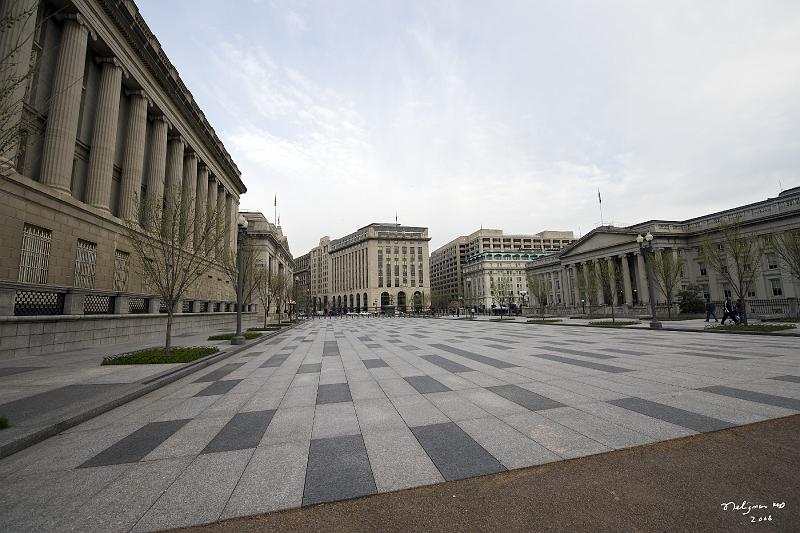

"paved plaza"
[1,318,799,532]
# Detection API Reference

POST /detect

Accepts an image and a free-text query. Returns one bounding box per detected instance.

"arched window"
[356,293,361,310]
[381,291,390,309]
[397,291,407,312]
[363,292,368,311]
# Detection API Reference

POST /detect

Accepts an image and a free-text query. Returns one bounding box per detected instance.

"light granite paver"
[1,318,798,531]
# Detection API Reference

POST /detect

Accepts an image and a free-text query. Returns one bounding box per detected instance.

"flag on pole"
[598,188,602,204]
[274,194,277,207]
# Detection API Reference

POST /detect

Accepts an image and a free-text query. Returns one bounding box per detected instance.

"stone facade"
[294,251,310,313]
[430,229,575,305]
[462,251,558,309]
[240,211,294,315]
[0,0,247,319]
[305,224,431,313]
[526,188,800,314]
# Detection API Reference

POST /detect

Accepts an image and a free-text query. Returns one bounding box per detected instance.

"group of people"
[705,297,744,324]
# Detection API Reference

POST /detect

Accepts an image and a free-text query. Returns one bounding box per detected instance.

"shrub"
[102,346,218,365]
[527,319,562,324]
[710,324,796,333]
[588,320,640,328]
[677,284,705,314]
[0,416,9,430]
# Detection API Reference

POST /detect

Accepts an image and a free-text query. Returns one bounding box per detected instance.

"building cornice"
[85,0,245,194]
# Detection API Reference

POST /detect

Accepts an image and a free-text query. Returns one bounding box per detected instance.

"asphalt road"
[168,414,799,533]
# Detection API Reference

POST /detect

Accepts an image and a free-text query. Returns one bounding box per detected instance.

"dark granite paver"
[0,367,43,377]
[0,384,124,422]
[609,397,735,432]
[194,380,242,397]
[431,344,517,369]
[770,375,800,384]
[530,353,632,373]
[261,354,290,368]
[316,384,352,405]
[421,354,473,373]
[298,364,322,374]
[678,351,745,361]
[411,422,505,481]
[302,434,377,506]
[363,359,388,369]
[79,419,190,467]
[600,348,647,356]
[323,341,340,356]
[487,384,564,411]
[201,410,276,453]
[194,363,245,383]
[699,386,800,411]
[550,347,617,360]
[404,376,451,394]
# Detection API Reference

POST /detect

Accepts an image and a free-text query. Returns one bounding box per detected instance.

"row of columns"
[24,13,238,258]
[564,253,651,307]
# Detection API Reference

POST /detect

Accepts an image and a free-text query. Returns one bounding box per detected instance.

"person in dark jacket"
[705,298,718,322]
[721,297,737,324]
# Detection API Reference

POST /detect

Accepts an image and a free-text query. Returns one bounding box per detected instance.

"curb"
[0,323,299,460]
[512,318,800,337]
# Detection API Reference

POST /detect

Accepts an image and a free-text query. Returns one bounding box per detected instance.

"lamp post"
[231,214,249,345]
[519,290,527,317]
[636,232,662,329]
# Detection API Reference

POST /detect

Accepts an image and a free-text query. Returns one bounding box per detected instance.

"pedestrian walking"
[721,297,737,325]
[704,298,718,322]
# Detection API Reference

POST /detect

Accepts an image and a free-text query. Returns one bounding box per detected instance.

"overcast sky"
[137,0,800,255]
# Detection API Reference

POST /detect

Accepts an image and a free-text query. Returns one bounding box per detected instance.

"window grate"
[113,250,129,291]
[18,224,52,284]
[74,239,97,289]
[129,297,147,314]
[84,294,113,315]
[14,290,64,316]
[200,301,209,312]
[182,300,192,313]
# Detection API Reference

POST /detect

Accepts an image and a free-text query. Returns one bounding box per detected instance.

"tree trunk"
[165,308,173,357]
[611,302,616,323]
[263,307,267,329]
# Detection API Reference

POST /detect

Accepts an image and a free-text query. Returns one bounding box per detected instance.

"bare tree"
[526,272,549,318]
[700,220,765,325]
[490,272,512,319]
[124,191,225,355]
[593,259,624,322]
[254,265,273,328]
[649,251,684,318]
[270,271,287,323]
[221,240,263,319]
[575,263,598,316]
[769,230,800,282]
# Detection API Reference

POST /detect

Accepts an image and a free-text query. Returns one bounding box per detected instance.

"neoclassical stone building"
[293,251,310,313]
[431,229,575,305]
[0,0,252,357]
[526,188,800,315]
[241,212,294,314]
[305,224,431,313]
[462,250,557,309]
[0,0,246,313]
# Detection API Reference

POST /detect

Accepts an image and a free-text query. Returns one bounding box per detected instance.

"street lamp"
[519,290,527,316]
[231,214,249,345]
[636,231,662,329]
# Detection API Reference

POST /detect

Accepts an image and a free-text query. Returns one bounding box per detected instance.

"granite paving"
[1,317,798,531]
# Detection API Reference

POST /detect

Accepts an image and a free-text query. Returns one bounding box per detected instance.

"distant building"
[240,212,293,314]
[526,188,800,313]
[430,229,575,305]
[305,224,431,313]
[462,250,557,309]
[294,251,310,313]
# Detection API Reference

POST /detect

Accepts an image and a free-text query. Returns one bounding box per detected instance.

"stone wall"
[0,311,258,360]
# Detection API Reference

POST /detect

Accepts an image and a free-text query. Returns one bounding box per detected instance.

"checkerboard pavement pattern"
[1,319,798,532]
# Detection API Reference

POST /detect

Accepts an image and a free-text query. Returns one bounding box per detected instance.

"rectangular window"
[377,249,383,287]
[698,262,707,276]
[402,263,407,286]
[18,223,52,284]
[770,279,783,296]
[419,266,423,286]
[113,250,129,291]
[74,239,98,289]
[723,284,732,298]
[767,253,778,270]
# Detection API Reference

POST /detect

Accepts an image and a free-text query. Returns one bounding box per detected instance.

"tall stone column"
[224,193,234,258]
[216,185,226,259]
[607,256,618,306]
[194,164,209,250]
[594,260,604,304]
[143,115,169,229]
[163,135,184,229]
[180,151,198,249]
[571,265,580,305]
[118,90,149,221]
[583,262,592,304]
[0,0,38,166]
[620,254,633,306]
[636,252,649,305]
[39,14,91,192]
[85,58,124,211]
[206,177,218,256]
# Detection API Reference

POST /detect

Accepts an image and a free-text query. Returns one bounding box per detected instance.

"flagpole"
[598,188,604,227]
